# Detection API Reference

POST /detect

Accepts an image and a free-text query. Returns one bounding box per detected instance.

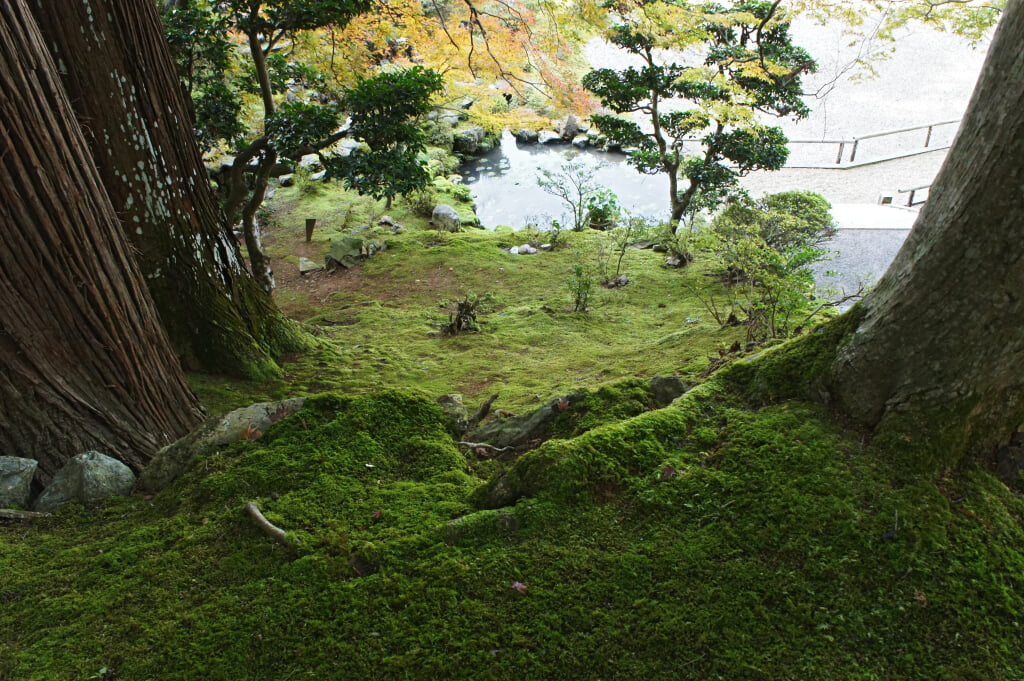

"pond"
[460,133,916,303]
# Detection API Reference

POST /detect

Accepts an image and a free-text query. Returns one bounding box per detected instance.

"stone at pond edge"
[0,457,38,509]
[514,129,539,144]
[538,130,563,145]
[139,398,305,493]
[453,126,486,155]
[278,174,294,187]
[33,452,135,513]
[649,376,688,406]
[435,394,468,438]
[432,204,462,232]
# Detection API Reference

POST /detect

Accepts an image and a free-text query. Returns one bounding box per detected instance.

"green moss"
[5,376,1023,680]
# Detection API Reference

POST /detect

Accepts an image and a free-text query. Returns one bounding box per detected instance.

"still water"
[459,133,917,300]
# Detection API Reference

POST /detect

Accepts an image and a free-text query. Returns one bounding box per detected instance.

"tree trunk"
[0,0,202,484]
[828,0,1024,467]
[29,0,306,380]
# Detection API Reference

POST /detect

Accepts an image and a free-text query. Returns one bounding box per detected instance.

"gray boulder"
[453,126,486,155]
[140,398,305,492]
[325,225,387,269]
[0,457,38,509]
[34,452,135,513]
[649,376,688,406]
[514,129,539,144]
[435,394,468,437]
[278,174,295,187]
[432,204,462,232]
[571,134,590,149]
[298,154,322,171]
[560,115,581,140]
[538,130,563,145]
[298,257,322,274]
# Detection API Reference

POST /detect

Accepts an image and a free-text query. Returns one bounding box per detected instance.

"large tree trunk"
[28,0,306,380]
[0,0,202,484]
[828,0,1024,467]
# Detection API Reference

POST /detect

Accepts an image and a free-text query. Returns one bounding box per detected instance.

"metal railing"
[787,119,961,166]
[897,183,931,207]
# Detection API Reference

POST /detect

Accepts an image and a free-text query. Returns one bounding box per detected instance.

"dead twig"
[466,393,499,432]
[244,501,296,550]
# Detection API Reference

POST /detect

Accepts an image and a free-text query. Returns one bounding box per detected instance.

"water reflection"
[460,131,669,229]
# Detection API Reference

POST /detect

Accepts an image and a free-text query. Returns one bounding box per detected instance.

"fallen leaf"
[510,580,527,594]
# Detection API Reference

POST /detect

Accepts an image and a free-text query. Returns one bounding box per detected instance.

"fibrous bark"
[828,0,1024,465]
[0,0,202,483]
[29,0,305,379]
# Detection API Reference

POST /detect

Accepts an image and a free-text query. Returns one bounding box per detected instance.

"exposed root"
[244,501,296,550]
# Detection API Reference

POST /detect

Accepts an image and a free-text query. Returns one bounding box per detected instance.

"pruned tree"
[326,66,445,209]
[0,0,202,482]
[583,0,816,233]
[29,0,309,380]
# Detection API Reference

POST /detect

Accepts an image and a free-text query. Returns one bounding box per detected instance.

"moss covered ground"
[2,183,1022,680]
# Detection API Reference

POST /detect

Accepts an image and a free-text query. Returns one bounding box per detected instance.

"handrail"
[897,184,932,207]
[679,118,961,166]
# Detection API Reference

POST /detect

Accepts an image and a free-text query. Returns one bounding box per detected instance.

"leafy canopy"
[583,0,817,231]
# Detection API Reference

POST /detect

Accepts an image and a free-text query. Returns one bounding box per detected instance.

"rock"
[325,225,387,269]
[299,154,322,171]
[652,243,668,253]
[517,244,538,255]
[435,394,468,437]
[0,457,37,509]
[469,391,586,450]
[440,114,461,127]
[34,452,135,513]
[310,170,327,182]
[650,376,687,406]
[665,255,685,268]
[139,398,306,492]
[571,134,590,149]
[509,246,520,255]
[329,138,363,158]
[539,243,553,251]
[378,215,396,226]
[453,126,486,155]
[538,130,563,145]
[559,115,581,140]
[278,174,294,187]
[431,204,462,232]
[298,257,322,274]
[514,129,539,144]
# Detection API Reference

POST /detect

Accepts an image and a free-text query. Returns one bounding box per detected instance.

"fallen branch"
[0,509,50,521]
[457,441,516,456]
[244,501,295,550]
[466,393,499,433]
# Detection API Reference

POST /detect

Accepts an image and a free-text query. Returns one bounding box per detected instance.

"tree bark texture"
[0,0,202,483]
[829,0,1024,464]
[29,0,303,379]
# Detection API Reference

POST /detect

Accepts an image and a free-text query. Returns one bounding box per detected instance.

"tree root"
[0,509,50,522]
[466,393,499,433]
[244,501,295,550]
[457,441,516,456]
